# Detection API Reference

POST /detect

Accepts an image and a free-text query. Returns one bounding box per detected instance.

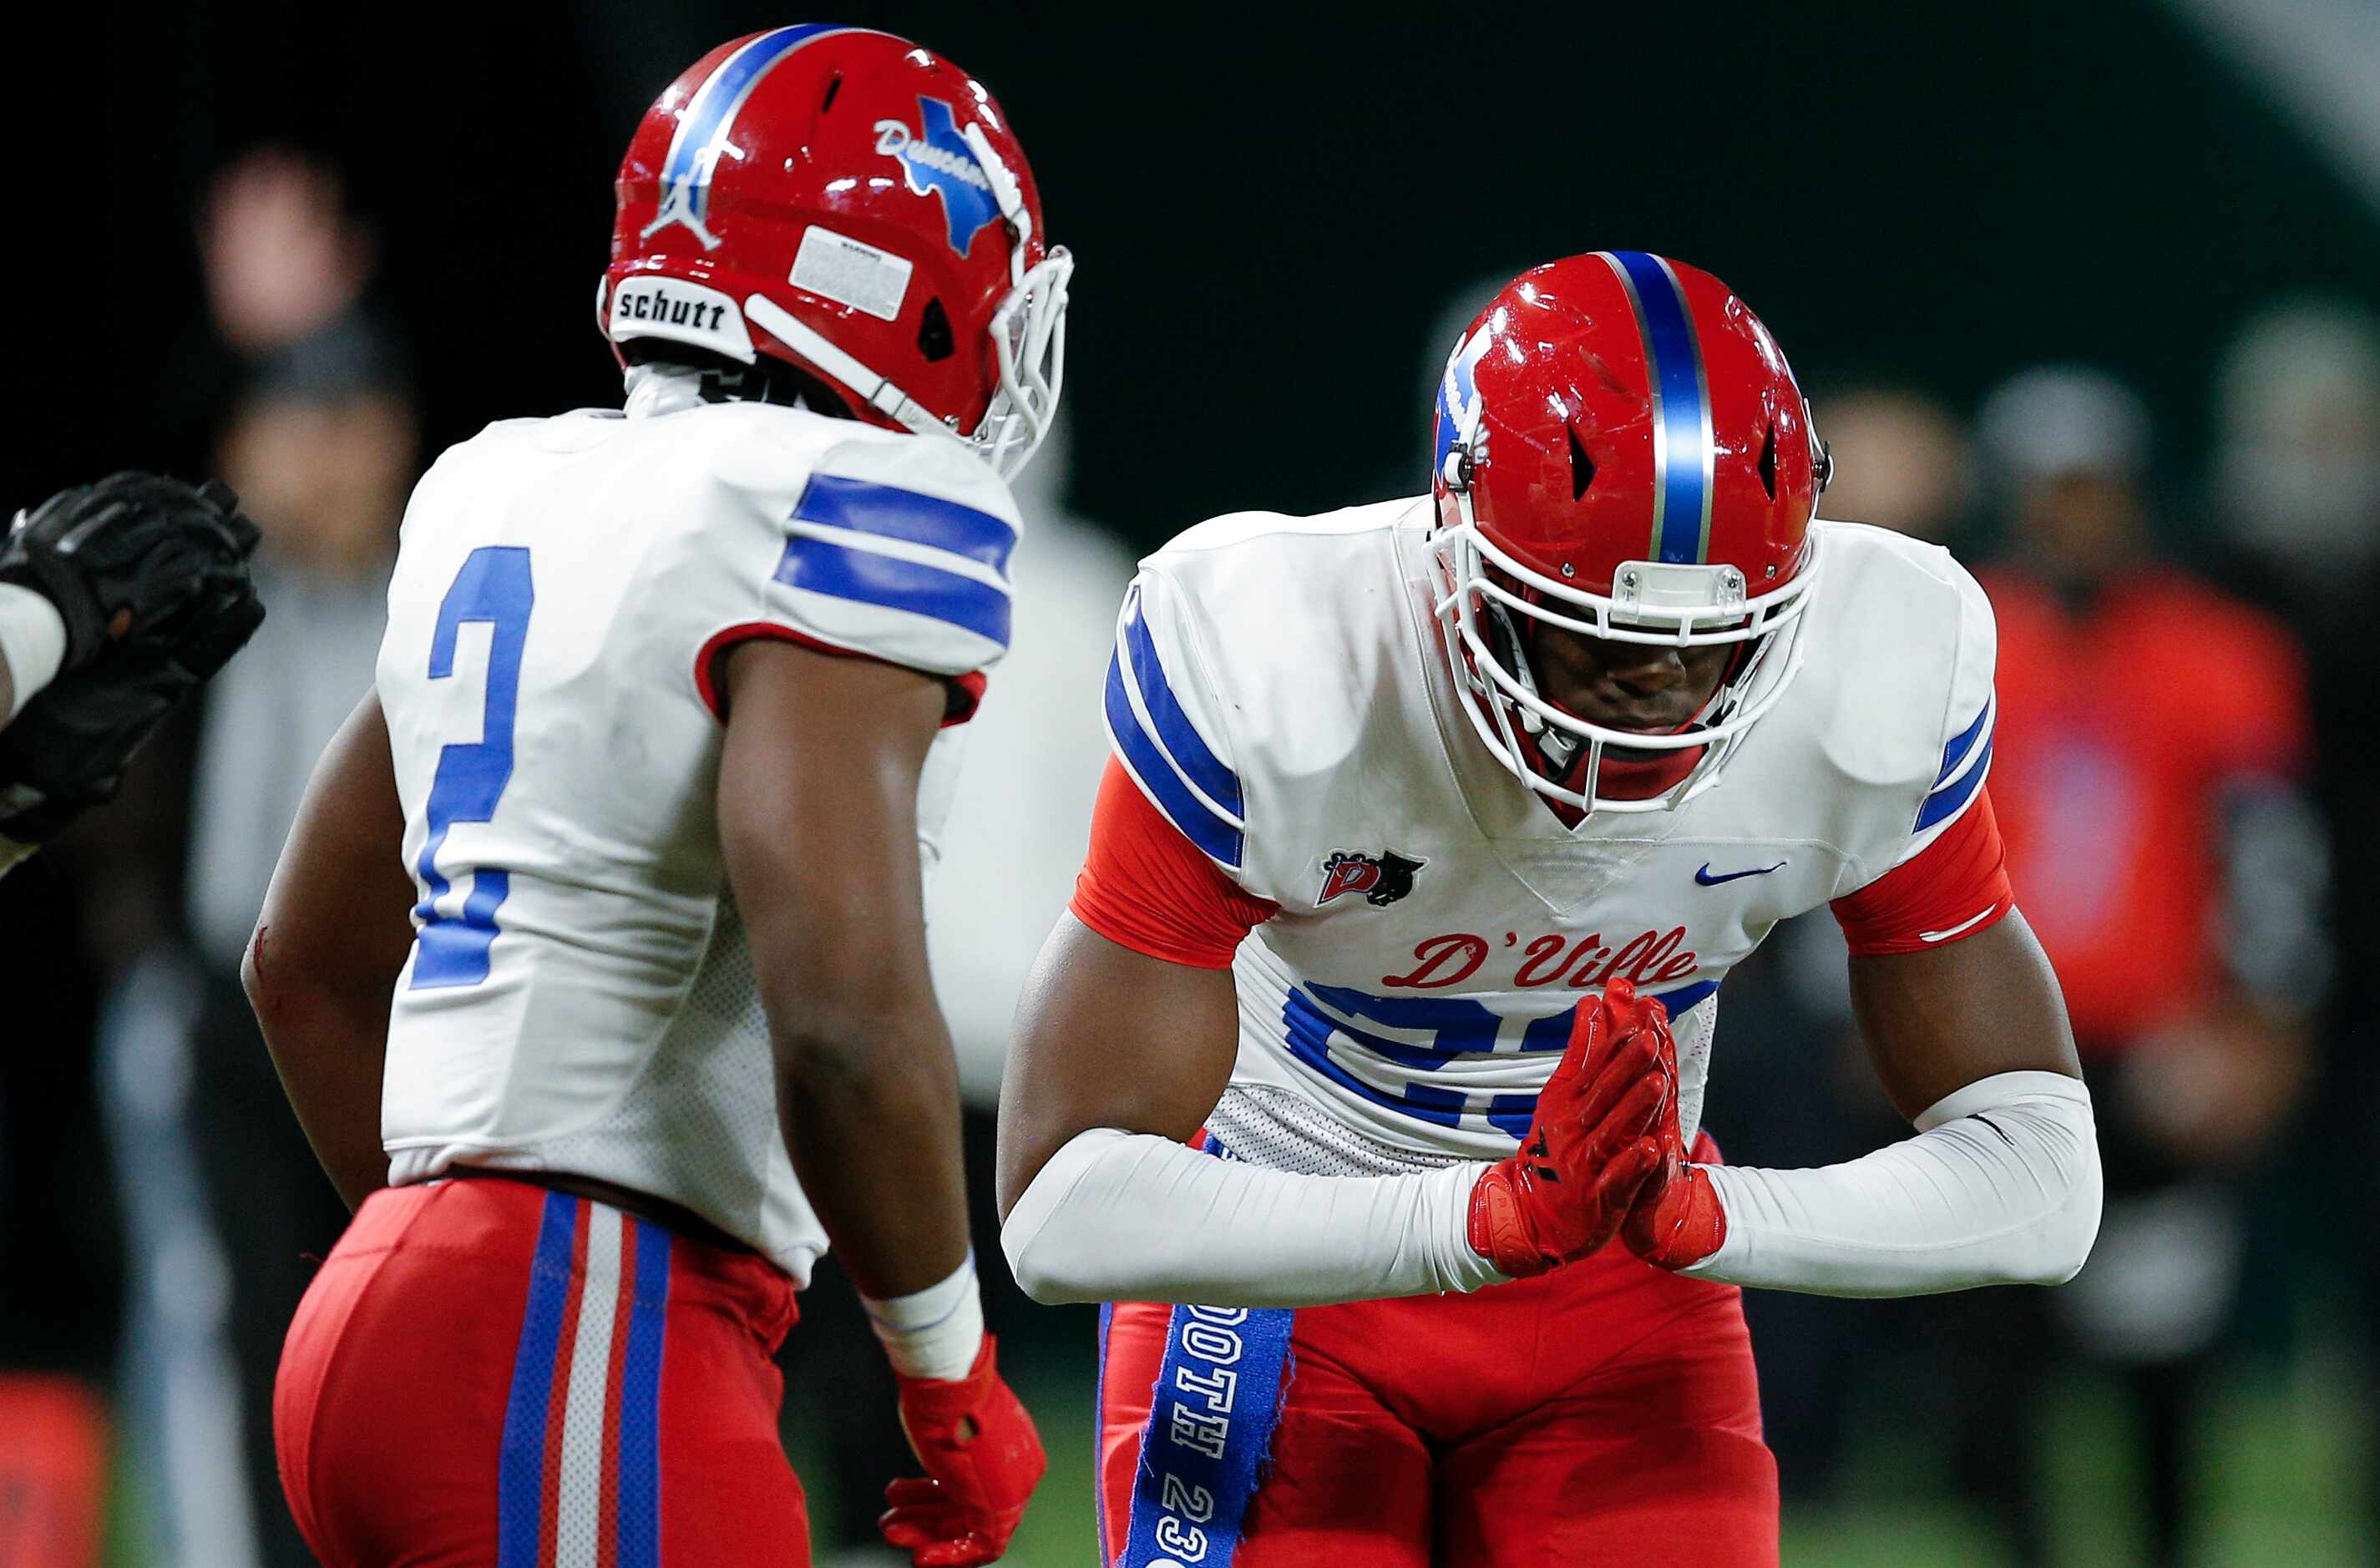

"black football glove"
[0,473,266,844]
[0,472,262,672]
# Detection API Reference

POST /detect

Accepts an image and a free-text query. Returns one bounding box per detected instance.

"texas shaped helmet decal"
[1433,316,1496,482]
[874,96,1001,255]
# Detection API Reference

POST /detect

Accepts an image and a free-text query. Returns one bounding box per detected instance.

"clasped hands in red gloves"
[880,1336,1046,1566]
[1468,976,1728,1277]
[878,983,1721,1562]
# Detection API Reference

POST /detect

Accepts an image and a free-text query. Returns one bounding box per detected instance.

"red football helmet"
[601,25,1071,477]
[1428,252,1831,814]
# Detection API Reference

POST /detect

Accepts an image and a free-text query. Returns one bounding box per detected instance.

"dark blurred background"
[4,1,2378,1564]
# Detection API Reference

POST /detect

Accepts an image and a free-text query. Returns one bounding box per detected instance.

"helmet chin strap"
[741,294,955,442]
[1484,599,1581,771]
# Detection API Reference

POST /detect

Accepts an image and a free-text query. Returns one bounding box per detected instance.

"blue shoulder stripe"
[1104,650,1243,867]
[774,536,1010,648]
[1916,734,1993,832]
[792,473,1016,574]
[1120,599,1243,817]
[1936,694,1994,787]
[1605,250,1713,566]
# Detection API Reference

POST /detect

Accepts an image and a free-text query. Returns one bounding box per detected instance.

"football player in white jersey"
[241,27,1070,1568]
[999,254,2103,1566]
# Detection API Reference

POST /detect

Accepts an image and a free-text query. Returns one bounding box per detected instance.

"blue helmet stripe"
[656,24,859,230]
[1603,251,1714,564]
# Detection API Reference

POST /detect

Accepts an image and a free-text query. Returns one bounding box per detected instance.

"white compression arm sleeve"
[0,582,68,722]
[1684,1070,2101,1297]
[1001,1129,1507,1308]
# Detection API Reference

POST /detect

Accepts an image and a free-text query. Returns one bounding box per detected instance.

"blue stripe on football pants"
[497,1191,579,1568]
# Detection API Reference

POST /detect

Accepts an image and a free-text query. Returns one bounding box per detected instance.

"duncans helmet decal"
[874,97,1003,255]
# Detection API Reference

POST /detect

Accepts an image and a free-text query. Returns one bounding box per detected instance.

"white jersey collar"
[621,362,708,419]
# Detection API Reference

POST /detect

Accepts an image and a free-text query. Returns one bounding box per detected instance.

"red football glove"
[1619,995,1729,1272]
[880,1336,1046,1567]
[1466,977,1674,1277]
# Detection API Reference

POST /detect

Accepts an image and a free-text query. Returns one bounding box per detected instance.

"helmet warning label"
[791,225,914,323]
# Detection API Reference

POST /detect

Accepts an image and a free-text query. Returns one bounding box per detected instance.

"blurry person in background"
[1702,382,1980,1504]
[926,417,1137,1105]
[1955,366,2325,1567]
[2212,297,2380,603]
[200,149,377,367]
[1806,385,1972,545]
[192,316,415,964]
[89,149,410,1568]
[2208,296,2380,1556]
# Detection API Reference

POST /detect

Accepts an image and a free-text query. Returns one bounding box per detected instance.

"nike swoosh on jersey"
[1694,862,1786,886]
[1919,904,2003,943]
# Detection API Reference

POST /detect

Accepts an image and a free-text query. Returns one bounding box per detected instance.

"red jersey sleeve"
[1831,787,2015,956]
[1070,756,1278,969]
[694,625,986,727]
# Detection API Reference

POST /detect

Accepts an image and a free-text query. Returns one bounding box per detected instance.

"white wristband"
[0,583,68,721]
[860,1252,985,1383]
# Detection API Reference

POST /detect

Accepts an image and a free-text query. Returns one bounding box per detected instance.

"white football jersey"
[1106,500,1996,1173]
[376,387,1019,1284]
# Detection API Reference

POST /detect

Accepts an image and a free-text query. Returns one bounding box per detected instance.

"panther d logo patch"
[1317,850,1426,908]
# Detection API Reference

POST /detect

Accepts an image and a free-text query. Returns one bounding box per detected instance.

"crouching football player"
[245,26,1071,1566]
[999,255,2101,1566]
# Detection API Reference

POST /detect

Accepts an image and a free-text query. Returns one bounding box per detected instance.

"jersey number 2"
[411,546,534,989]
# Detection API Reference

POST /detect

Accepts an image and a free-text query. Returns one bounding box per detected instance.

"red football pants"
[1098,1242,1777,1567]
[275,1176,808,1567]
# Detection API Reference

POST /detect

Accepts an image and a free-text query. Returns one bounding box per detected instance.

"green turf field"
[834,1358,2372,1567]
[100,1353,2375,1565]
